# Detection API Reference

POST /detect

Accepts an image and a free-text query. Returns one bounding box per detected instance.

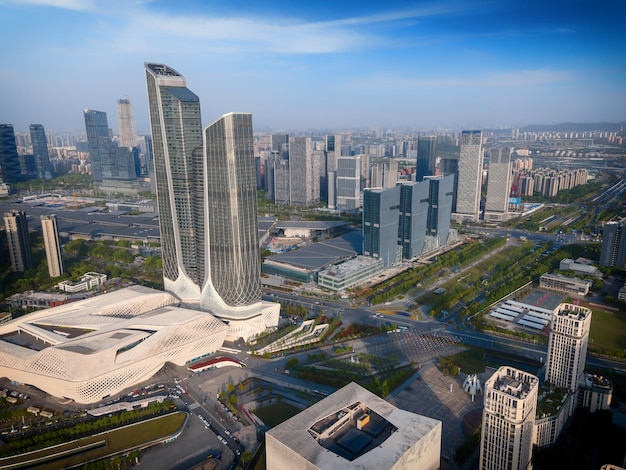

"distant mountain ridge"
[518,122,626,132]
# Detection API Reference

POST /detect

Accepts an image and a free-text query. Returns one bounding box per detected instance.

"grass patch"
[1,412,186,470]
[588,305,626,357]
[253,403,302,428]
[444,349,487,375]
[442,348,542,376]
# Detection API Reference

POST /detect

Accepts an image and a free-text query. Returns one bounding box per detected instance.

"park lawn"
[3,412,186,470]
[253,403,302,428]
[588,306,626,357]
[419,245,518,307]
[444,349,487,375]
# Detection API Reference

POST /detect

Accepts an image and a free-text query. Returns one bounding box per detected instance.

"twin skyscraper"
[145,63,279,340]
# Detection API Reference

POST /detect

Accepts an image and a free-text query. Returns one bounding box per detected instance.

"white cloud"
[2,0,97,11]
[358,69,570,88]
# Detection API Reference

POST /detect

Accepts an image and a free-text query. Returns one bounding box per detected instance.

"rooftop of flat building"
[267,382,440,469]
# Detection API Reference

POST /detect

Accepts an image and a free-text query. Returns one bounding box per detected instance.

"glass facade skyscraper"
[0,124,22,184]
[416,135,437,182]
[145,63,205,302]
[83,110,109,183]
[203,113,262,308]
[30,124,53,180]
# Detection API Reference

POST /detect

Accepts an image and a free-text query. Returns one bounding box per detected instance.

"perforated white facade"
[0,286,228,403]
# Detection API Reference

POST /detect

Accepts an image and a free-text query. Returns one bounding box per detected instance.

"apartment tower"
[545,303,592,392]
[41,214,64,278]
[4,210,33,272]
[479,366,538,470]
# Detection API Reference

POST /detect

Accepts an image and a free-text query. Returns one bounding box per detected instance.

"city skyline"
[1,0,625,133]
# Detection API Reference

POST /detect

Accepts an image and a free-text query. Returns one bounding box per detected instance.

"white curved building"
[0,286,228,404]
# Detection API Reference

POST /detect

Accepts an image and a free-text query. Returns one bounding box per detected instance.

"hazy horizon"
[1,0,625,134]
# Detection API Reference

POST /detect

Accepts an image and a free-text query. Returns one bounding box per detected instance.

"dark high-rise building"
[363,186,401,268]
[83,110,109,183]
[84,109,137,186]
[145,63,279,340]
[425,175,454,242]
[29,124,53,180]
[4,210,33,272]
[416,136,437,182]
[398,182,429,259]
[271,134,289,159]
[600,221,626,269]
[0,124,23,184]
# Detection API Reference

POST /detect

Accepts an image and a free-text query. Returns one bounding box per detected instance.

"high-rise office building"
[145,63,278,340]
[425,175,454,247]
[41,214,64,278]
[117,97,138,148]
[484,147,513,221]
[545,303,592,392]
[453,130,484,222]
[289,137,319,207]
[203,112,262,309]
[399,182,429,259]
[145,63,205,302]
[84,109,138,187]
[334,155,361,210]
[29,124,53,180]
[600,221,626,269]
[397,175,455,259]
[416,136,437,182]
[479,366,538,470]
[4,210,33,272]
[0,124,23,184]
[363,186,401,268]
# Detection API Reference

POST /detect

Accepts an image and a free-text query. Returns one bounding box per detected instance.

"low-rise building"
[540,272,592,295]
[8,291,72,309]
[266,382,441,470]
[578,373,612,412]
[560,258,601,278]
[56,272,107,293]
[318,256,385,292]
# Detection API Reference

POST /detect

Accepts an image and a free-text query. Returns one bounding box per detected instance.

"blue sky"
[1,0,625,134]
